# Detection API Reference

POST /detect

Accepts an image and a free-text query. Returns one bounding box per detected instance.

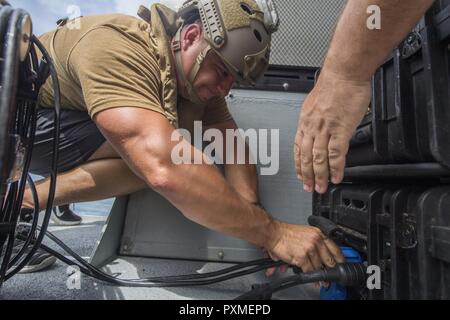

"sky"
[8,0,182,35]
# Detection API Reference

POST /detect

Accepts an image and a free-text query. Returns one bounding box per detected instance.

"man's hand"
[294,70,371,194]
[266,220,345,273]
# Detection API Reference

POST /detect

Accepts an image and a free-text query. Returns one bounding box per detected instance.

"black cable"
[0,183,16,252]
[235,272,325,300]
[0,6,29,284]
[19,223,284,287]
[0,183,18,282]
[0,3,60,283]
[41,246,282,288]
[4,34,60,281]
[146,258,277,282]
[7,97,38,267]
[1,183,17,225]
[7,175,40,267]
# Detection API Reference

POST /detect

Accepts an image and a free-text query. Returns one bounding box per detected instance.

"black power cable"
[18,219,368,298]
[6,175,40,268]
[5,33,61,282]
[18,222,284,287]
[0,2,60,284]
[0,6,39,284]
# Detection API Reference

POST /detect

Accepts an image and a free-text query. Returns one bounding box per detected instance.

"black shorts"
[29,108,106,176]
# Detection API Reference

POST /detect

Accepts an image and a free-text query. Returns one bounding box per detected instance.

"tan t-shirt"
[37,13,232,131]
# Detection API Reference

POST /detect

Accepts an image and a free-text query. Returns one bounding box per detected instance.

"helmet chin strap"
[172,26,212,104]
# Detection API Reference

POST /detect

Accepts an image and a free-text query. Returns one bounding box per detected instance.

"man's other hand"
[266,221,345,274]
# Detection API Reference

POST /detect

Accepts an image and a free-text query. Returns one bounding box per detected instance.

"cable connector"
[235,263,367,300]
[322,263,367,286]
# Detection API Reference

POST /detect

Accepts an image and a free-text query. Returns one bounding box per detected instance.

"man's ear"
[182,23,203,51]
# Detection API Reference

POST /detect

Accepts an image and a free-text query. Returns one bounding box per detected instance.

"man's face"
[192,50,235,102]
[179,23,235,102]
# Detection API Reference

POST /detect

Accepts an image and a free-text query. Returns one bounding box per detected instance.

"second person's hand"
[294,70,371,194]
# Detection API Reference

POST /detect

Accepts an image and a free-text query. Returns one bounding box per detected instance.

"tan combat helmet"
[172,0,280,103]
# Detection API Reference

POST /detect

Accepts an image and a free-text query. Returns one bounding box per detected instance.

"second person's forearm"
[324,0,434,81]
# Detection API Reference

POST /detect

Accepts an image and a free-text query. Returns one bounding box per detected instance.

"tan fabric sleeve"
[68,26,165,118]
[202,97,233,126]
